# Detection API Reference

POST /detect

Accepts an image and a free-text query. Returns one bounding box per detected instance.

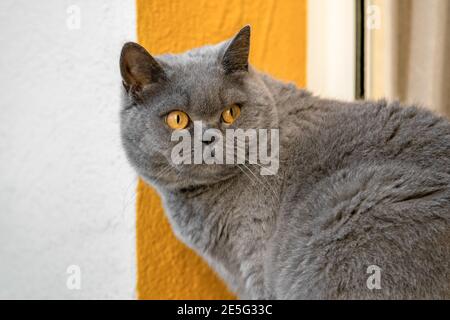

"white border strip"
[307,0,356,101]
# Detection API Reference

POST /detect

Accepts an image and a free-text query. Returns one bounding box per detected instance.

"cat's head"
[119,26,278,190]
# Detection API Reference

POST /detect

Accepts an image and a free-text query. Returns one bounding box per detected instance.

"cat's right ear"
[120,42,166,97]
[221,25,251,74]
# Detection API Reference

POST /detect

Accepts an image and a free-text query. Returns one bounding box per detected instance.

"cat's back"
[284,98,450,176]
[268,99,450,299]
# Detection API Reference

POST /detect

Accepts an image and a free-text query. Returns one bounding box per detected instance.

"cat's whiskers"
[241,163,279,205]
[226,143,281,206]
[249,161,279,176]
[152,165,173,184]
[255,166,281,201]
[236,165,257,187]
[230,144,280,186]
[120,176,138,216]
[237,164,278,208]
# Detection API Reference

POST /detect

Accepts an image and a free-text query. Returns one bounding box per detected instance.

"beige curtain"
[367,0,450,116]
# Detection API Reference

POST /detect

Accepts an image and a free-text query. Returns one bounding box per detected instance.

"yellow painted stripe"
[136,0,307,299]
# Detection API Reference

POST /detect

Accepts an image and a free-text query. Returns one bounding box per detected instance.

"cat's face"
[120,26,278,189]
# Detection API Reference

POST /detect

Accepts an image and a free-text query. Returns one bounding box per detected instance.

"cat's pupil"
[230,108,234,118]
[176,114,180,123]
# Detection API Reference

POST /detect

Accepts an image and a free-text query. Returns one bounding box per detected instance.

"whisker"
[236,165,258,187]
[250,162,279,176]
[242,164,280,205]
[152,165,172,184]
[120,176,138,216]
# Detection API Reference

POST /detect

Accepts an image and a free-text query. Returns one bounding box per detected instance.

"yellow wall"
[136,0,307,299]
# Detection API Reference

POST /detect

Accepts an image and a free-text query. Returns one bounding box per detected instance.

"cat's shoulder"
[327,98,449,132]
[290,97,450,159]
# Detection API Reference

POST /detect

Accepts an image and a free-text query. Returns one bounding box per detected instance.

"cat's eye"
[166,110,189,130]
[221,104,241,124]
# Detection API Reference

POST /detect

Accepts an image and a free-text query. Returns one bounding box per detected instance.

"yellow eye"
[166,110,189,130]
[221,104,241,124]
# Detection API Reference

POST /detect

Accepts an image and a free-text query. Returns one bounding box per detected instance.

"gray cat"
[119,26,450,299]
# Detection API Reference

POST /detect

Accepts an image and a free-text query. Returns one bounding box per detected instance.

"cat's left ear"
[120,42,166,96]
[221,25,251,74]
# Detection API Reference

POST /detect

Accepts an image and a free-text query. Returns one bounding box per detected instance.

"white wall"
[0,0,136,299]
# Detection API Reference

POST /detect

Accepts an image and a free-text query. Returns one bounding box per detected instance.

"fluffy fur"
[119,27,450,299]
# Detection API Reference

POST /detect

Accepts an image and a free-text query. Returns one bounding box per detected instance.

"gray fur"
[119,27,450,299]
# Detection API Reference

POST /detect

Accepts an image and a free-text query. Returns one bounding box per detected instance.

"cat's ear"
[120,42,166,95]
[221,25,251,74]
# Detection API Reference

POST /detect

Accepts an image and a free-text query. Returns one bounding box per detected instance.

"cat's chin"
[148,164,239,191]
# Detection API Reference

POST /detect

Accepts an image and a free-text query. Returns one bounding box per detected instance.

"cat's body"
[120,27,450,299]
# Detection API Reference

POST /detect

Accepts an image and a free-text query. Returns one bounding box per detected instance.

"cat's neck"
[257,71,313,112]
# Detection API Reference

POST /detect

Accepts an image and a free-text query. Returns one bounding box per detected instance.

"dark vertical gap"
[355,0,365,99]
